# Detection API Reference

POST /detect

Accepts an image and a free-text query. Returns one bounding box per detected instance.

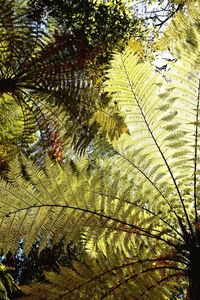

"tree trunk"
[189,278,200,300]
[189,246,200,300]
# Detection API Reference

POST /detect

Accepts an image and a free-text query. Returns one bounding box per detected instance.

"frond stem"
[122,57,194,238]
[6,204,179,248]
[61,257,185,298]
[100,266,186,299]
[115,150,183,229]
[193,79,200,223]
[140,272,186,297]
[90,190,184,240]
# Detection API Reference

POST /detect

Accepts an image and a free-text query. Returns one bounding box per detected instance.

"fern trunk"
[189,247,200,300]
[189,278,200,300]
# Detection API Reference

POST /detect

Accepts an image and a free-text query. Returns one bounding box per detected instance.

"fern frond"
[0,154,188,299]
[105,46,196,235]
[0,0,128,156]
[20,253,185,300]
[90,110,129,141]
[2,2,200,298]
[156,0,200,61]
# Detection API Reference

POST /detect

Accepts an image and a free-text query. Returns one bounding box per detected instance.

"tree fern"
[0,0,128,158]
[0,155,187,299]
[2,1,200,299]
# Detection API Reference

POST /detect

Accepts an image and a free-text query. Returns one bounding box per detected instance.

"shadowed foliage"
[2,0,200,299]
[0,0,129,171]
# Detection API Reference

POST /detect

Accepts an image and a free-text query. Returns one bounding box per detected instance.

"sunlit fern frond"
[156,0,200,58]
[0,42,196,298]
[20,251,186,300]
[0,0,128,157]
[2,3,200,297]
[0,95,26,165]
[90,109,130,141]
[0,42,197,297]
[104,37,200,231]
[0,155,188,299]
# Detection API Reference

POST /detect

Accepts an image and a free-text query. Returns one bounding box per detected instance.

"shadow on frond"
[0,0,128,162]
[2,1,200,299]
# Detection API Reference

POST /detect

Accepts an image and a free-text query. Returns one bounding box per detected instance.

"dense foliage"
[1,0,200,299]
[29,0,139,62]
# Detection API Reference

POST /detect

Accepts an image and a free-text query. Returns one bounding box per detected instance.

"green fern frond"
[0,0,129,156]
[90,110,129,141]
[20,252,185,300]
[156,0,200,61]
[0,155,187,299]
[105,48,191,226]
[2,2,200,298]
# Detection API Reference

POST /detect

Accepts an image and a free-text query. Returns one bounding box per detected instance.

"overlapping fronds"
[2,1,200,298]
[105,46,196,230]
[0,46,195,298]
[156,0,200,59]
[0,35,195,300]
[0,94,28,173]
[0,264,21,299]
[0,0,128,157]
[0,154,187,299]
[20,256,185,300]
